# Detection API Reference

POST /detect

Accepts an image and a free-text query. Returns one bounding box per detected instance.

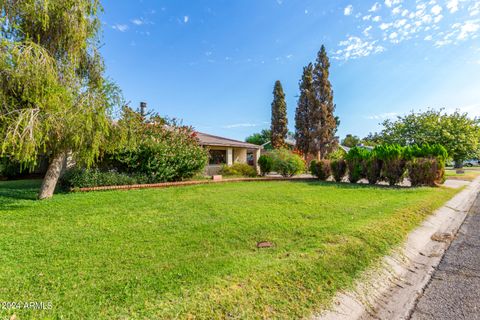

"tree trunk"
[38,152,66,200]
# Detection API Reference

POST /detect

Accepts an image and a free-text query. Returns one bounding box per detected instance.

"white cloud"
[363,15,372,20]
[431,4,443,15]
[369,2,381,12]
[434,14,444,23]
[344,5,353,16]
[131,18,143,26]
[372,15,382,22]
[424,35,433,40]
[365,112,398,120]
[335,36,385,60]
[458,21,479,39]
[380,22,392,30]
[469,2,480,16]
[363,25,373,36]
[183,16,189,23]
[112,24,129,32]
[222,123,258,129]
[392,6,402,15]
[446,0,459,13]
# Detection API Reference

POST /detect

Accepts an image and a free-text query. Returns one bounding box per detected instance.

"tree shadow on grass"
[291,179,412,190]
[0,179,42,211]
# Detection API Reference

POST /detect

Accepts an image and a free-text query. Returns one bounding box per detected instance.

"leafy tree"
[311,45,338,159]
[378,109,480,166]
[0,0,120,199]
[341,134,360,148]
[270,80,288,149]
[245,129,271,146]
[295,63,314,156]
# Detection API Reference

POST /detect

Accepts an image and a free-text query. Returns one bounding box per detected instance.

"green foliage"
[258,154,274,176]
[270,149,305,177]
[295,64,314,155]
[326,147,346,160]
[312,45,338,158]
[341,134,360,148]
[377,109,480,164]
[314,160,332,181]
[309,160,318,176]
[373,144,406,186]
[105,118,208,182]
[294,45,338,159]
[408,158,440,187]
[363,154,382,185]
[331,159,347,182]
[271,81,288,149]
[0,1,121,168]
[0,157,22,178]
[345,147,369,183]
[220,163,257,178]
[245,129,271,146]
[0,179,458,319]
[60,168,150,189]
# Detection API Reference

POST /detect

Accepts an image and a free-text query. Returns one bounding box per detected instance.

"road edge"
[314,177,480,320]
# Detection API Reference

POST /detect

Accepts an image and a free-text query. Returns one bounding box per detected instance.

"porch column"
[227,148,233,166]
[255,149,261,174]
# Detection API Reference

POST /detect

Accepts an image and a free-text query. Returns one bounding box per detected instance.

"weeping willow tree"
[0,1,121,199]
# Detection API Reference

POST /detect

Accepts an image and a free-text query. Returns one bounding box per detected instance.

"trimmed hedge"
[270,149,305,177]
[331,159,347,182]
[258,155,274,176]
[60,169,151,189]
[220,163,257,177]
[314,160,332,181]
[329,143,448,187]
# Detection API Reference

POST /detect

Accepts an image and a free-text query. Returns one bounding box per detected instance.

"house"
[196,132,262,175]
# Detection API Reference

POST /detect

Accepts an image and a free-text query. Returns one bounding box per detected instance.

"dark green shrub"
[60,168,151,189]
[270,149,305,177]
[374,144,406,186]
[408,158,439,187]
[106,125,208,182]
[258,154,274,176]
[0,157,22,179]
[314,160,331,181]
[331,159,347,182]
[345,147,369,183]
[363,154,382,185]
[309,160,317,176]
[219,163,257,177]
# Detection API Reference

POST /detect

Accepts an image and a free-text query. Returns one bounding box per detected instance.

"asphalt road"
[410,193,480,320]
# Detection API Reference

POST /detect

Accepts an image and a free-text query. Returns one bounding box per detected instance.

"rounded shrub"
[258,154,274,176]
[314,160,331,181]
[270,149,305,177]
[408,158,439,187]
[345,147,369,183]
[374,144,407,186]
[331,159,347,182]
[220,163,257,177]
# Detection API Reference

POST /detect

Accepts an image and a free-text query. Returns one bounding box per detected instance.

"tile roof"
[196,132,262,149]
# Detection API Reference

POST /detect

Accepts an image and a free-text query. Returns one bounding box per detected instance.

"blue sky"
[101,0,480,141]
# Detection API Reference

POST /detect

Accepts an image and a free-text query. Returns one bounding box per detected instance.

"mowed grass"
[0,180,459,319]
[445,168,480,181]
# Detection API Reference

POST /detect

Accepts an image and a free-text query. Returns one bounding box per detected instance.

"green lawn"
[0,180,459,319]
[445,168,480,181]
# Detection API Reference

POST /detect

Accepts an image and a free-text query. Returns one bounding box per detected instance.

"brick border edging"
[72,177,318,192]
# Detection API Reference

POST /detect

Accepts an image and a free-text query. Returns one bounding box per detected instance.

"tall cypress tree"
[270,80,288,149]
[295,63,314,156]
[311,45,337,159]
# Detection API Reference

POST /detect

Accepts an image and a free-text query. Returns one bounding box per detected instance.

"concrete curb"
[314,177,480,320]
